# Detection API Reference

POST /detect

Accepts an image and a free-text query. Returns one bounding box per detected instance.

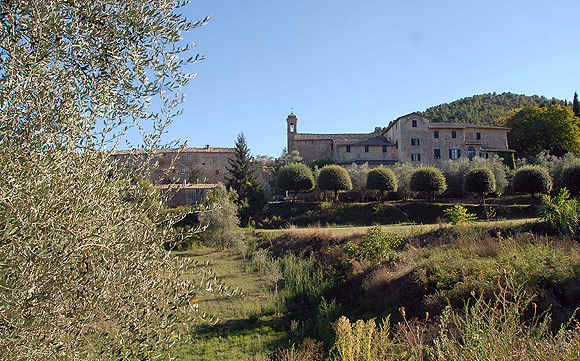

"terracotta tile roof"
[111,147,235,156]
[293,133,373,141]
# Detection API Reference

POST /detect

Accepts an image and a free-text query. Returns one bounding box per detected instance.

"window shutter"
[458,150,461,157]
[449,149,452,159]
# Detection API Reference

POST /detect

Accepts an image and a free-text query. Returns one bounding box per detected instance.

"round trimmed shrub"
[276,163,315,196]
[562,166,580,195]
[512,166,552,196]
[410,167,447,201]
[464,168,496,203]
[367,168,398,193]
[318,165,352,199]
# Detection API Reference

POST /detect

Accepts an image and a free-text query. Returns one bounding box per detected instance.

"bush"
[276,163,315,197]
[540,188,580,236]
[464,167,496,205]
[512,166,553,196]
[443,205,477,225]
[366,168,398,200]
[562,165,580,195]
[526,151,580,191]
[342,226,401,266]
[318,165,353,200]
[441,157,508,198]
[410,167,447,201]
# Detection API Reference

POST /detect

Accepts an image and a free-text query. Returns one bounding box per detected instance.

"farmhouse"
[286,112,513,165]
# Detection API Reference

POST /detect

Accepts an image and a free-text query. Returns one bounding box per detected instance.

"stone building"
[111,145,274,206]
[159,183,219,207]
[111,145,235,185]
[286,112,512,166]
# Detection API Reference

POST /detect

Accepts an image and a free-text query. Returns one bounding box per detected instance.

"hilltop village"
[112,111,514,206]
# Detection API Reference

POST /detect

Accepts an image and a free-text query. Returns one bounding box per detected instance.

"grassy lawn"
[254,217,539,238]
[169,250,286,360]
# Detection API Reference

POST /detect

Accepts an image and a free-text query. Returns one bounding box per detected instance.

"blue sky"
[141,0,580,157]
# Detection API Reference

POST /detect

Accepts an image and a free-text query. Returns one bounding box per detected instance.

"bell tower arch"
[286,112,297,152]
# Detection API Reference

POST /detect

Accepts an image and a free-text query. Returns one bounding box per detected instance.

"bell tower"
[286,112,297,152]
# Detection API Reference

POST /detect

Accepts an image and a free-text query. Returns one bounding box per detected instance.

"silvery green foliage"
[391,162,417,200]
[528,151,580,191]
[346,162,370,192]
[0,1,217,359]
[441,157,509,197]
[199,184,242,250]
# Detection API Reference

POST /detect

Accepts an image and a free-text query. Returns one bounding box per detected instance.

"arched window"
[289,124,295,133]
[468,146,476,160]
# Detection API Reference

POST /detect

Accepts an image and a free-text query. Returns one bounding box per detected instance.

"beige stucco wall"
[293,139,333,164]
[335,145,397,163]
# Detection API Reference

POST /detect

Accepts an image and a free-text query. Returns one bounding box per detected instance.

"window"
[452,131,457,139]
[434,131,439,139]
[215,170,220,175]
[411,138,420,146]
[468,146,476,160]
[449,149,461,159]
[172,169,176,174]
[346,145,351,153]
[290,124,295,132]
[411,153,421,161]
[187,154,192,161]
[434,149,441,159]
[476,132,481,140]
[412,119,417,127]
[181,168,186,174]
[364,145,369,153]
[382,145,387,153]
[396,122,398,130]
[479,152,484,158]
[485,152,489,159]
[395,141,398,149]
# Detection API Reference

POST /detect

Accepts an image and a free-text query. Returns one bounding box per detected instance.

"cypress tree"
[573,92,580,117]
[226,133,266,223]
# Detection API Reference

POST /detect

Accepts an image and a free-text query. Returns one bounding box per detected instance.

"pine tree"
[573,92,580,117]
[226,133,266,223]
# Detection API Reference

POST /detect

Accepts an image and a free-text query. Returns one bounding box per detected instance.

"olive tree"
[276,163,315,199]
[512,166,553,197]
[464,168,496,206]
[318,165,352,201]
[410,167,447,201]
[199,184,242,249]
[0,1,217,359]
[366,167,398,201]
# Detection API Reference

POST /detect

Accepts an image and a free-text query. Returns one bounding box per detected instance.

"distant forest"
[419,92,567,125]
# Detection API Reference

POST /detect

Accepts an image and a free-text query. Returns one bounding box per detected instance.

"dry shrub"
[273,338,324,361]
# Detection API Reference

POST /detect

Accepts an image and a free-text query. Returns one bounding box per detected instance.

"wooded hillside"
[420,92,567,125]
